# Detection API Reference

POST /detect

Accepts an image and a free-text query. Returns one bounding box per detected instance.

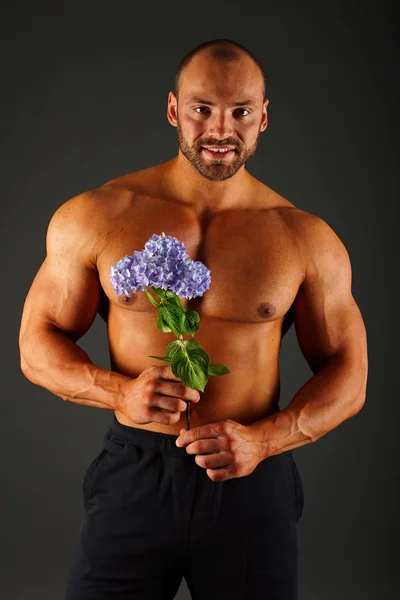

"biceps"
[20,256,102,343]
[293,278,367,374]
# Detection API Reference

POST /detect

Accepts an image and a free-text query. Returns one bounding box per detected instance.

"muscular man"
[19,39,368,599]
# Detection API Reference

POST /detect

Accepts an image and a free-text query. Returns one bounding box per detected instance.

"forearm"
[251,354,368,459]
[20,327,132,410]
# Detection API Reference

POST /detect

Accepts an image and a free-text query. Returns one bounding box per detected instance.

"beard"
[176,116,261,182]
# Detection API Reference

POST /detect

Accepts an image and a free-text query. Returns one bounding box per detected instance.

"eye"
[235,108,250,116]
[193,106,251,117]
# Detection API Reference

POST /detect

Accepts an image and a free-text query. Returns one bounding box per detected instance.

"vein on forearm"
[253,353,368,457]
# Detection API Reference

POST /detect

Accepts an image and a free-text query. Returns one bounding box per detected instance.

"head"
[167,39,269,182]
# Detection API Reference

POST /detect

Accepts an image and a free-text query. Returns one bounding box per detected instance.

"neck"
[164,151,253,215]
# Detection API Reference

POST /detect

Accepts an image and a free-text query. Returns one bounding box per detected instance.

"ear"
[167,91,178,127]
[260,98,269,132]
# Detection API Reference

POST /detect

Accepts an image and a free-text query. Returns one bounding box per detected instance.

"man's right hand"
[118,365,201,426]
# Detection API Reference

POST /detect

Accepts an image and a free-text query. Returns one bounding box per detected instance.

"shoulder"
[48,184,123,235]
[103,163,166,196]
[47,165,166,264]
[254,182,343,246]
[289,208,350,259]
[49,162,163,231]
[279,207,352,284]
[46,183,133,267]
[255,183,351,281]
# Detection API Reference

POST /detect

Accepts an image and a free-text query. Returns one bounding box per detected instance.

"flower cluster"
[109,232,211,299]
[108,231,229,419]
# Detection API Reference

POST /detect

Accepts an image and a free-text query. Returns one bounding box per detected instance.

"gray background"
[2,1,398,598]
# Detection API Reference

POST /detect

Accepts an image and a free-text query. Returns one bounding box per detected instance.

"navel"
[257,301,276,318]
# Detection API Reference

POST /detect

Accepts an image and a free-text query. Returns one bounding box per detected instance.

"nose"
[207,111,235,140]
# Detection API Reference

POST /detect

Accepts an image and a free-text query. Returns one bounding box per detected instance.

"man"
[19,38,368,600]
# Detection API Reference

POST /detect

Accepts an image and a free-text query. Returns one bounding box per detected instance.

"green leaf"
[165,290,185,310]
[208,363,230,376]
[153,287,167,301]
[170,344,209,392]
[145,291,161,308]
[157,307,172,333]
[165,340,184,360]
[183,339,202,350]
[162,303,185,337]
[148,355,170,362]
[180,310,200,335]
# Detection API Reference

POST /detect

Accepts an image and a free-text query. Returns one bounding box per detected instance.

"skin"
[19,49,368,482]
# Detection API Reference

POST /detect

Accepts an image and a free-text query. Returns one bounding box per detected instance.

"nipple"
[118,293,137,305]
[257,301,276,318]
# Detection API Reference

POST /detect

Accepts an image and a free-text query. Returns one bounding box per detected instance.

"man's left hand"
[175,419,263,482]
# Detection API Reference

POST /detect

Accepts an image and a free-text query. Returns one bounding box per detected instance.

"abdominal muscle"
[109,312,282,435]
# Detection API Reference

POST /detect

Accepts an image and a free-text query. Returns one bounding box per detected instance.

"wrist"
[88,365,135,412]
[249,411,286,460]
[114,374,137,412]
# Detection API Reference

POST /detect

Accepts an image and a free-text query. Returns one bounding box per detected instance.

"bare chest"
[96,198,305,325]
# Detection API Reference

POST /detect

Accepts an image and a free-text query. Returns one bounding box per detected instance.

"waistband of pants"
[107,407,282,457]
[106,413,187,457]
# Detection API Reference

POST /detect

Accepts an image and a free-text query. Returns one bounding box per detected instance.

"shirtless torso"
[89,159,307,435]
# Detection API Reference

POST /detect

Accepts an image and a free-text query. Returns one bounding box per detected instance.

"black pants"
[64,414,304,599]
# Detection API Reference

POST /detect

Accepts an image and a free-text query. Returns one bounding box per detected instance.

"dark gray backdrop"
[2,1,397,599]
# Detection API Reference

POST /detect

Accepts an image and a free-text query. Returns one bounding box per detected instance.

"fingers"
[161,365,182,381]
[145,365,200,425]
[147,406,182,426]
[153,392,188,414]
[154,380,200,405]
[185,439,222,455]
[195,451,232,470]
[160,366,200,401]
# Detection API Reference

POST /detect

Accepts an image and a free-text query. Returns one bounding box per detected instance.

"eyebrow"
[186,96,258,108]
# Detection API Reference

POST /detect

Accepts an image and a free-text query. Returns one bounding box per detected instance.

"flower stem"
[178,335,191,431]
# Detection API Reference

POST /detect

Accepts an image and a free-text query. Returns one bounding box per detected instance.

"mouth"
[201,146,236,159]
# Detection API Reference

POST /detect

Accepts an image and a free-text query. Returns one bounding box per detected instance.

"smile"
[201,147,235,159]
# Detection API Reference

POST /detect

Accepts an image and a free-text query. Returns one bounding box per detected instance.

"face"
[168,52,268,182]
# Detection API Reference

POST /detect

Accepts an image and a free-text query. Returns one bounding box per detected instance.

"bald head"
[174,39,266,100]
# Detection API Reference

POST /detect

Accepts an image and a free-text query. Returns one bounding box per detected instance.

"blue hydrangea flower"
[109,232,211,299]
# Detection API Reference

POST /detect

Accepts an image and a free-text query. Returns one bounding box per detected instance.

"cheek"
[242,124,261,144]
[188,120,205,137]
[181,117,203,138]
